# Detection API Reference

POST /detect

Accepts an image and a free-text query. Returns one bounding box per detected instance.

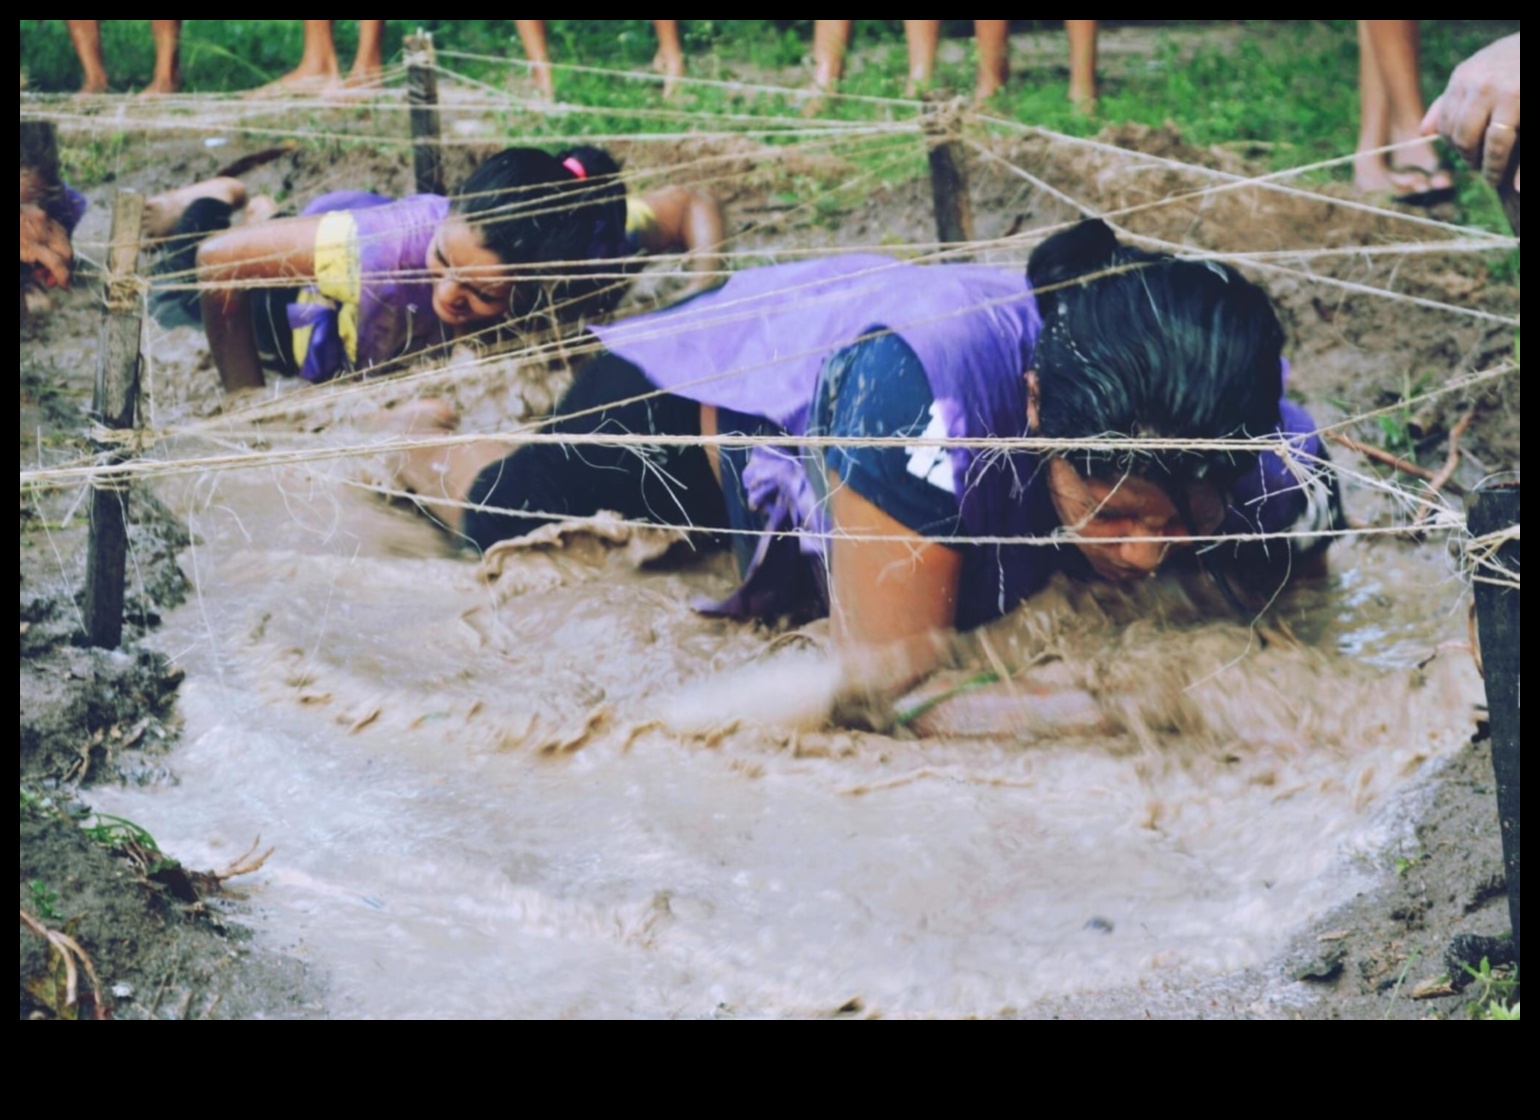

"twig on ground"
[1414,411,1474,529]
[1325,431,1440,483]
[214,836,274,881]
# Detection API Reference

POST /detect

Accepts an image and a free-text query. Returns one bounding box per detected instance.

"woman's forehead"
[1057,462,1222,515]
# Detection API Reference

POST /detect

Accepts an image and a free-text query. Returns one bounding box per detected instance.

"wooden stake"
[83,191,145,650]
[1467,480,1520,968]
[406,32,445,197]
[922,98,974,257]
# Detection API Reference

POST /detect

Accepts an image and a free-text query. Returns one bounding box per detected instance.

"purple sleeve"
[1221,386,1341,562]
[63,186,89,234]
[300,190,395,217]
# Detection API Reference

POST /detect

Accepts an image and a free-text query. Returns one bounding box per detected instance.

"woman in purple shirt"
[394,220,1339,709]
[149,146,723,392]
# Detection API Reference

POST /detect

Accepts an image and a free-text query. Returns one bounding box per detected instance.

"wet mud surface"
[19,104,1518,1018]
[19,355,324,1018]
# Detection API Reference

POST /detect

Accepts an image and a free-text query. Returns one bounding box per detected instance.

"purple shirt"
[289,191,449,382]
[594,255,1322,625]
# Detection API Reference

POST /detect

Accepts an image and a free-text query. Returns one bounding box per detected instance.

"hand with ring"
[1421,32,1520,192]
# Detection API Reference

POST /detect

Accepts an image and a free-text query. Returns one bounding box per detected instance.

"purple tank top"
[288,191,449,382]
[593,255,1322,624]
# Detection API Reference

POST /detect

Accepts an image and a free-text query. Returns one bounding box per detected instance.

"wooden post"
[83,191,145,650]
[922,98,975,257]
[406,31,445,198]
[1468,480,1520,968]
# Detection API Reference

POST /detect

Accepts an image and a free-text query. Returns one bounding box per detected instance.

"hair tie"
[561,156,588,180]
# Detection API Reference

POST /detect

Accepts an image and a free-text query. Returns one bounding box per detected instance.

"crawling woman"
[148,146,723,393]
[390,220,1340,720]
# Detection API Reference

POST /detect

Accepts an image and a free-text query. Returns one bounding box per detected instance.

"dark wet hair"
[1027,219,1284,491]
[453,145,630,319]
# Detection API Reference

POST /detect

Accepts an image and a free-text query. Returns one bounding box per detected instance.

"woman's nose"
[1118,536,1168,573]
[435,279,464,311]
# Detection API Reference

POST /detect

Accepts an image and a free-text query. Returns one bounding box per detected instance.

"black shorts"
[461,352,727,554]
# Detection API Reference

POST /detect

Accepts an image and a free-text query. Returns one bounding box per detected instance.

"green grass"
[1462,958,1520,1020]
[21,20,1521,232]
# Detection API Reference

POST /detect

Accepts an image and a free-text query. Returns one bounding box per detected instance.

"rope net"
[19,48,1520,598]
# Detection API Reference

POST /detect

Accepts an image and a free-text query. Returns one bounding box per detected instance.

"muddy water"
[89,440,1482,1019]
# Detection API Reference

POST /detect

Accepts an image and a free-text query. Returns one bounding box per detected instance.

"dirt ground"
[19,93,1518,1019]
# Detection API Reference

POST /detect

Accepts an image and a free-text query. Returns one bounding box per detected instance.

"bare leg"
[383,399,508,536]
[1364,20,1450,195]
[652,20,684,97]
[346,20,385,88]
[1354,21,1391,192]
[515,20,554,101]
[974,20,1009,102]
[143,176,248,239]
[141,19,181,95]
[904,19,940,96]
[66,20,109,94]
[253,20,343,95]
[811,19,852,91]
[1355,20,1450,197]
[1065,19,1097,110]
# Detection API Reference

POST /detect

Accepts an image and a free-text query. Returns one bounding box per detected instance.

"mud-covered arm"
[634,185,725,289]
[195,214,322,393]
[826,477,963,722]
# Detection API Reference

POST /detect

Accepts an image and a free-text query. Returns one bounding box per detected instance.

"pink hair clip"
[561,156,587,179]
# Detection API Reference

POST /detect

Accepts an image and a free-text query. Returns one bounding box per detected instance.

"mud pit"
[22,114,1518,1018]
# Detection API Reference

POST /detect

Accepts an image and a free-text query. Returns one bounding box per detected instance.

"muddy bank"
[19,349,322,1019]
[24,107,1520,1017]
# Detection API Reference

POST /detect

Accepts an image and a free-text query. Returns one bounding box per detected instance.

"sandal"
[1388,163,1457,207]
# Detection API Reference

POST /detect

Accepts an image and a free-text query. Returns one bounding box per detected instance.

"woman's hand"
[20,204,72,291]
[1422,33,1520,192]
[826,479,962,720]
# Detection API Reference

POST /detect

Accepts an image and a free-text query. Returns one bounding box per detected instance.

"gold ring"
[1488,121,1518,132]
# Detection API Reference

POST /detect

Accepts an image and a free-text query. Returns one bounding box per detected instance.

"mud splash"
[84,442,1482,1018]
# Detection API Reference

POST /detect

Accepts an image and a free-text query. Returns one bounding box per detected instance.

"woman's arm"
[827,477,963,719]
[195,214,322,392]
[635,185,724,289]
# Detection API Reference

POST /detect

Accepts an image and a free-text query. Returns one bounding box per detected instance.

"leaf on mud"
[1412,978,1458,1000]
[19,908,109,1020]
[23,946,79,1020]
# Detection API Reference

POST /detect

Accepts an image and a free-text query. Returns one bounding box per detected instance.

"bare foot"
[529,61,555,102]
[248,65,342,99]
[973,74,1006,106]
[144,177,248,239]
[1069,80,1097,115]
[652,49,684,99]
[139,70,181,97]
[242,194,280,225]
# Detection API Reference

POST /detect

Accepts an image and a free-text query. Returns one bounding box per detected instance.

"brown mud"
[19,97,1518,1017]
[19,357,320,1019]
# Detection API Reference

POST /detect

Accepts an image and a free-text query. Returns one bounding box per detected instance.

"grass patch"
[20,20,1521,233]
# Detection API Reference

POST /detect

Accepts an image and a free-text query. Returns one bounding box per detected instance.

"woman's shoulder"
[302,191,449,225]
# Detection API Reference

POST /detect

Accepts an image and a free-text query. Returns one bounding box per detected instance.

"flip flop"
[1389,163,1457,207]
